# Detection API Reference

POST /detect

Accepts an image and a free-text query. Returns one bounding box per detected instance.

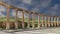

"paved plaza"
[0,27,60,34]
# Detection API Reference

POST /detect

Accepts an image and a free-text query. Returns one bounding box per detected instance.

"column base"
[6,23,10,30]
[15,22,18,29]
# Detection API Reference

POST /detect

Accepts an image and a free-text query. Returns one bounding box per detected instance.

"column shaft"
[42,16,44,27]
[45,16,47,27]
[38,14,40,28]
[57,17,59,26]
[22,10,24,28]
[15,9,18,29]
[51,17,53,27]
[27,12,30,28]
[54,17,56,27]
[6,6,10,29]
[32,12,35,28]
[48,16,50,27]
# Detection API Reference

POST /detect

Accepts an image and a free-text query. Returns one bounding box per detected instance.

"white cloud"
[0,5,6,12]
[0,5,6,17]
[18,3,28,10]
[18,11,28,18]
[50,11,57,16]
[11,10,28,18]
[32,8,39,12]
[22,0,32,4]
[46,9,57,16]
[32,0,51,12]
[41,0,51,7]
[51,4,59,10]
[45,4,60,16]
[0,12,5,17]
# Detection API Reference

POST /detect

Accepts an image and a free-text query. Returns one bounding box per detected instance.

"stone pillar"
[48,16,50,27]
[27,12,30,28]
[38,14,40,28]
[6,5,10,29]
[57,17,59,26]
[15,9,18,29]
[42,16,44,27]
[51,17,53,27]
[32,12,35,28]
[54,17,56,27]
[45,16,47,27]
[22,9,24,28]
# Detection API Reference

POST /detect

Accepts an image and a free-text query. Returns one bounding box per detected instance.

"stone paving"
[0,27,60,34]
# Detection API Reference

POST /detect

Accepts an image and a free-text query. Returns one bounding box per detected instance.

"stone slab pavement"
[0,27,60,34]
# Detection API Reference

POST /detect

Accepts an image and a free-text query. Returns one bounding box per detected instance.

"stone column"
[38,14,40,28]
[42,16,44,27]
[27,12,30,28]
[51,17,53,27]
[22,9,24,28]
[45,16,47,27]
[57,17,59,26]
[48,16,50,27]
[15,9,18,29]
[32,12,35,28]
[54,17,56,27]
[6,5,10,29]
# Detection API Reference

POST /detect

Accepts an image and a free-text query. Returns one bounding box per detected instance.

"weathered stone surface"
[0,27,60,34]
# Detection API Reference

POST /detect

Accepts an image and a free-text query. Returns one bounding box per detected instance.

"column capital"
[28,11,30,14]
[15,8,18,11]
[32,12,35,14]
[48,16,50,17]
[6,5,11,8]
[22,9,25,12]
[42,14,45,17]
[38,14,41,16]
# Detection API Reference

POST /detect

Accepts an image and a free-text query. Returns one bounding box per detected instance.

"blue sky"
[0,0,60,17]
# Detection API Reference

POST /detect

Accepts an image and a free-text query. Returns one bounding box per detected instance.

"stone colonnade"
[0,2,60,29]
[6,6,60,29]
